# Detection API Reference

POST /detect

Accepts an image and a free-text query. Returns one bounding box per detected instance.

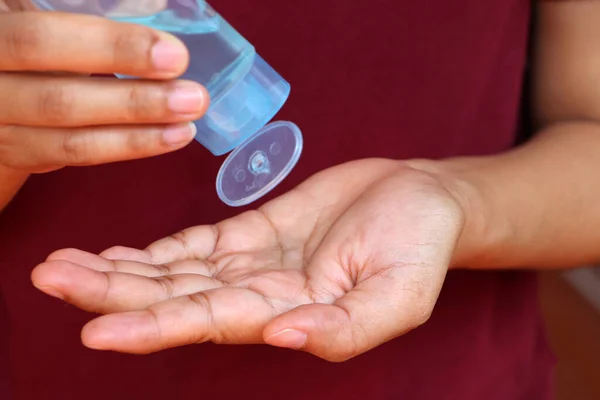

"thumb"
[263,265,445,362]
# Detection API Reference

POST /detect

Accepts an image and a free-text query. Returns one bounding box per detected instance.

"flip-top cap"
[216,121,303,207]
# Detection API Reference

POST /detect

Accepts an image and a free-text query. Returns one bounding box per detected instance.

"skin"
[7,1,600,362]
[0,5,209,209]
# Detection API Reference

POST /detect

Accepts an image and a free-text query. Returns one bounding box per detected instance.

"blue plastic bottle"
[31,0,303,207]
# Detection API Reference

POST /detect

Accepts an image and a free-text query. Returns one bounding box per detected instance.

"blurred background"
[539,267,600,400]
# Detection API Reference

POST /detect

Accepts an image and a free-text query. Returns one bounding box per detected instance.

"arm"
[445,0,600,269]
[26,0,600,360]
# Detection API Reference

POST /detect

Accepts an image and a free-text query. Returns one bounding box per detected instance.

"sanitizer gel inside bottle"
[31,0,303,207]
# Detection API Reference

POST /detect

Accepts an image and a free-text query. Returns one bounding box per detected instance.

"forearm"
[437,121,600,270]
[0,164,28,212]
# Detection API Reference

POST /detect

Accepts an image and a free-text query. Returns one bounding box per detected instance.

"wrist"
[404,156,512,269]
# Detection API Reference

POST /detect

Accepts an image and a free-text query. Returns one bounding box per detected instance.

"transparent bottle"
[30,0,303,207]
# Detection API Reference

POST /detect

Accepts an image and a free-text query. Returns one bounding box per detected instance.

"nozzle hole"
[248,151,270,175]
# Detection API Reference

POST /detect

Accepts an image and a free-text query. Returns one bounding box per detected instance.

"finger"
[0,122,196,170]
[99,246,153,263]
[3,0,30,11]
[143,225,220,264]
[0,12,188,78]
[118,211,279,266]
[48,248,214,277]
[263,266,443,362]
[80,288,275,354]
[31,260,223,313]
[0,74,208,127]
[99,246,213,277]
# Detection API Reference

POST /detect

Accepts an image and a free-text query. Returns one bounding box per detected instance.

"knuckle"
[187,292,211,310]
[125,128,158,154]
[4,21,46,66]
[37,84,75,123]
[125,84,155,121]
[169,231,194,257]
[153,276,176,300]
[154,264,171,277]
[0,125,27,170]
[187,292,221,343]
[61,129,92,165]
[110,25,157,71]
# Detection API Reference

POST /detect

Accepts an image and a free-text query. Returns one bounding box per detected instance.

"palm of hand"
[33,159,464,361]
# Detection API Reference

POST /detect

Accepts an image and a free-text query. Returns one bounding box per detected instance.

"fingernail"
[34,285,64,300]
[265,329,307,349]
[151,36,188,73]
[163,122,197,146]
[168,84,205,115]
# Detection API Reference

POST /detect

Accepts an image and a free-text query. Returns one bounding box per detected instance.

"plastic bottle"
[30,0,303,207]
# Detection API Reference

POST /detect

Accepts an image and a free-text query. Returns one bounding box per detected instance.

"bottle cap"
[216,121,303,207]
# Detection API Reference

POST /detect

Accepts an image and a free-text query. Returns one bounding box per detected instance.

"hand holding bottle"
[0,4,208,173]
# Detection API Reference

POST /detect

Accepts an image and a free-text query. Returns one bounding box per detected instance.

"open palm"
[32,159,465,362]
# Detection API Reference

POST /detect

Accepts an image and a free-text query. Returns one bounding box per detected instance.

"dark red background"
[0,1,555,399]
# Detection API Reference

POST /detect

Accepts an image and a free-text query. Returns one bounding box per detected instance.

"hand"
[32,159,470,362]
[0,7,208,173]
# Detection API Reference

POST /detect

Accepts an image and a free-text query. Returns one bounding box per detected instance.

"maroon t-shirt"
[0,0,556,399]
